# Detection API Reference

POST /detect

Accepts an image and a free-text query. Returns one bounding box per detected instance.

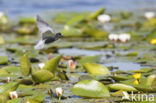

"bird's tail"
[34,39,45,50]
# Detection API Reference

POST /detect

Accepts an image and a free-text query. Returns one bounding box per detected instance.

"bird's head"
[55,32,63,39]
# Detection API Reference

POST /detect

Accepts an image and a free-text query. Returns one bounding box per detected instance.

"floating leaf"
[43,55,62,74]
[2,66,21,75]
[112,90,127,97]
[72,80,110,97]
[0,56,8,65]
[126,51,138,56]
[0,94,8,103]
[88,8,105,20]
[83,63,110,75]
[32,70,54,83]
[108,83,138,92]
[7,98,23,103]
[20,54,32,76]
[0,82,19,95]
[146,74,156,87]
[19,17,36,25]
[130,68,152,73]
[62,25,82,37]
[0,69,8,74]
[0,36,5,44]
[79,55,101,64]
[121,78,156,92]
[111,75,133,81]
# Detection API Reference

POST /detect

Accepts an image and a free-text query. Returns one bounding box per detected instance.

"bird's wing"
[36,15,55,38]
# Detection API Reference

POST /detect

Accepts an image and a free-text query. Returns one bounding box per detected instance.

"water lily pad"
[71,80,110,97]
[0,82,19,94]
[83,63,110,75]
[146,74,156,87]
[32,70,54,83]
[19,17,36,25]
[130,68,152,73]
[62,25,82,37]
[88,8,105,20]
[108,83,138,92]
[20,54,32,76]
[7,98,23,103]
[43,55,62,74]
[79,55,101,64]
[0,56,8,65]
[0,69,8,74]
[0,36,5,44]
[122,78,156,92]
[2,66,21,75]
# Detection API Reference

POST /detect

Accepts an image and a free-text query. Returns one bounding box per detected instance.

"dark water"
[1,0,156,18]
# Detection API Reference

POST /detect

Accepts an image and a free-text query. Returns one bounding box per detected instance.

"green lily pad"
[43,55,62,74]
[62,25,82,37]
[32,70,54,83]
[130,68,152,73]
[19,17,36,25]
[126,51,138,56]
[108,83,138,92]
[83,63,110,75]
[0,82,19,95]
[71,80,110,98]
[2,66,21,75]
[0,94,8,103]
[20,54,32,76]
[121,78,156,92]
[146,74,156,87]
[88,8,105,20]
[0,36,5,44]
[111,75,133,81]
[0,56,8,65]
[79,55,101,64]
[7,98,23,103]
[0,69,8,74]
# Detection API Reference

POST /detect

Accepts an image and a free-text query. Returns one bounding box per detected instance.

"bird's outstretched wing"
[36,15,55,38]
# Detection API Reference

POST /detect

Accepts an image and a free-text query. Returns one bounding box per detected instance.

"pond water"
[1,0,156,18]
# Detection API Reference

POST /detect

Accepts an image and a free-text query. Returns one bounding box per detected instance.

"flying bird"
[34,15,63,50]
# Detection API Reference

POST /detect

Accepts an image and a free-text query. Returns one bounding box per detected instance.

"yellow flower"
[133,79,139,85]
[150,39,156,44]
[133,73,141,79]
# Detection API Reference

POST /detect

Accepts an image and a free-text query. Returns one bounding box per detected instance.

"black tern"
[34,15,63,50]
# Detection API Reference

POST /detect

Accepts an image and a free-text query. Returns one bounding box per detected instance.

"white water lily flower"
[55,87,64,100]
[144,12,155,20]
[6,77,11,83]
[0,12,4,18]
[108,34,119,41]
[9,91,18,99]
[118,33,131,42]
[38,63,45,69]
[97,14,111,23]
[68,60,76,69]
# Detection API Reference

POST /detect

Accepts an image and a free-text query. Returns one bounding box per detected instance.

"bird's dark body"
[44,36,55,44]
[35,15,63,49]
[43,32,63,44]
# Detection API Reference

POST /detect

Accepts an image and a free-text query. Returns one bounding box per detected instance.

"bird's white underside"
[34,39,45,50]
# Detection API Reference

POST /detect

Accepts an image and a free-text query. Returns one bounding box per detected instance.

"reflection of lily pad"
[72,80,110,97]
